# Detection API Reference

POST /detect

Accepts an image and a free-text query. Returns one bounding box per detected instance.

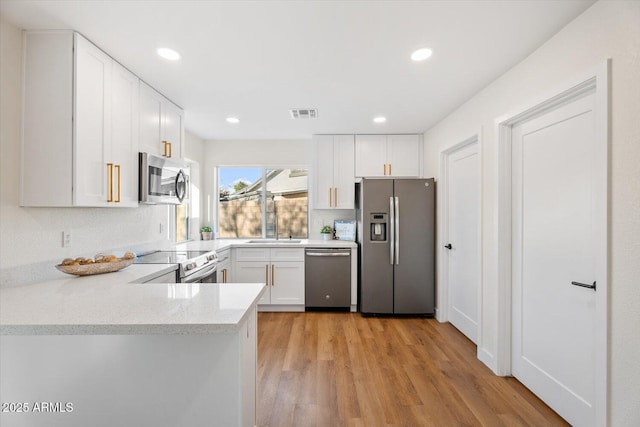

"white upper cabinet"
[74,34,112,206]
[110,62,140,207]
[313,135,355,209]
[138,82,163,158]
[21,31,139,207]
[163,101,184,160]
[139,81,183,159]
[354,135,387,177]
[355,134,422,178]
[386,134,422,177]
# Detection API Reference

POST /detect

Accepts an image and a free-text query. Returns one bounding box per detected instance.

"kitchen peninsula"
[0,279,265,427]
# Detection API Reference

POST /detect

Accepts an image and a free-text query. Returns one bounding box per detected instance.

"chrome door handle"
[394,196,399,265]
[306,252,350,257]
[389,197,395,264]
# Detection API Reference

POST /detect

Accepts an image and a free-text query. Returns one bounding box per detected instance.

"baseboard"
[478,347,499,374]
[257,305,305,312]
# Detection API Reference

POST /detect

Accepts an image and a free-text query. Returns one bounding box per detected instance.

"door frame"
[494,61,609,425]
[437,133,483,345]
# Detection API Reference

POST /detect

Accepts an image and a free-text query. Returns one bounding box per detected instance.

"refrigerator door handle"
[389,196,395,265]
[395,196,400,265]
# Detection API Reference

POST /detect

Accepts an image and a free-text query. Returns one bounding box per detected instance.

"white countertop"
[0,279,266,336]
[0,238,352,336]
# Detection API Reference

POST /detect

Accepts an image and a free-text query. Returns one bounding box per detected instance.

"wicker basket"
[55,258,134,276]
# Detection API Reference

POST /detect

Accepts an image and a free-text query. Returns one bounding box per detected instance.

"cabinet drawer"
[235,248,270,262]
[270,248,304,262]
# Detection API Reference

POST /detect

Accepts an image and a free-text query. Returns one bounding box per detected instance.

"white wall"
[422,1,640,424]
[0,17,170,283]
[205,139,308,166]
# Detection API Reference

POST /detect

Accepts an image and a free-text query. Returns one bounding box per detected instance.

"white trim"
[478,347,496,373]
[436,131,483,348]
[257,305,305,313]
[214,165,311,239]
[495,60,609,425]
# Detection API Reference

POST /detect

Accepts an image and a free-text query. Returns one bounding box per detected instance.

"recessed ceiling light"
[156,47,181,61]
[411,48,433,62]
[373,116,387,123]
[226,117,240,124]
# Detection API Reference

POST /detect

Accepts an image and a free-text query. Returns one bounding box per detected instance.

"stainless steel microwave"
[139,152,189,204]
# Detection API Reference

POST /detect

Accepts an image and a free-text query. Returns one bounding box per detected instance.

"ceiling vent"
[289,109,318,119]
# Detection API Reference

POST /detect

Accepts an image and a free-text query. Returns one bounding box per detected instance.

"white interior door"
[445,142,480,343]
[512,93,598,426]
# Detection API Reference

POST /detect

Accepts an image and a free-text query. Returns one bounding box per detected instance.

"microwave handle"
[176,169,187,202]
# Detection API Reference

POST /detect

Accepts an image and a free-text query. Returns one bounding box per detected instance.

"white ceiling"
[1,0,595,141]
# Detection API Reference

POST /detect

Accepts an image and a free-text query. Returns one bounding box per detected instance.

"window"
[175,203,189,242]
[218,167,308,238]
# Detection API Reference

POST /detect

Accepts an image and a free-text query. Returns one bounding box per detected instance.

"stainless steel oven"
[139,152,189,204]
[134,250,217,283]
[182,261,217,283]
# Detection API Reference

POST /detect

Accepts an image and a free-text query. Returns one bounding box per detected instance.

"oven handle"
[182,263,217,283]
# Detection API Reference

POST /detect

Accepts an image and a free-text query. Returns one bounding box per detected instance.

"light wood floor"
[257,312,568,427]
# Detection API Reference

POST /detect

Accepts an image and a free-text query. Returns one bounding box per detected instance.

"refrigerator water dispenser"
[369,213,387,241]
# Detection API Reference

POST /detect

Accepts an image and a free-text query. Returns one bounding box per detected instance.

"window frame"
[215,165,309,239]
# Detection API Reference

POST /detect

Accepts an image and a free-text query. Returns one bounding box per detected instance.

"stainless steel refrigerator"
[356,178,435,315]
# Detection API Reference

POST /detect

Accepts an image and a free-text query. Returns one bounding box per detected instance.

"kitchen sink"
[246,239,302,244]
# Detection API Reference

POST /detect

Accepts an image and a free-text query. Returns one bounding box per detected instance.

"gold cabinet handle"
[107,163,114,202]
[329,188,332,207]
[265,264,269,286]
[162,141,168,157]
[383,164,387,175]
[168,142,172,158]
[271,264,275,286]
[334,187,338,206]
[114,164,121,203]
[389,164,392,175]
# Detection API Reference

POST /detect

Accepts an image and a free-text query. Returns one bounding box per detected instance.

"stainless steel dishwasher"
[305,248,351,310]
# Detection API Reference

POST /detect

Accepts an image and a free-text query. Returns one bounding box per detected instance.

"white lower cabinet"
[216,249,231,283]
[0,307,258,427]
[233,247,304,309]
[240,306,257,427]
